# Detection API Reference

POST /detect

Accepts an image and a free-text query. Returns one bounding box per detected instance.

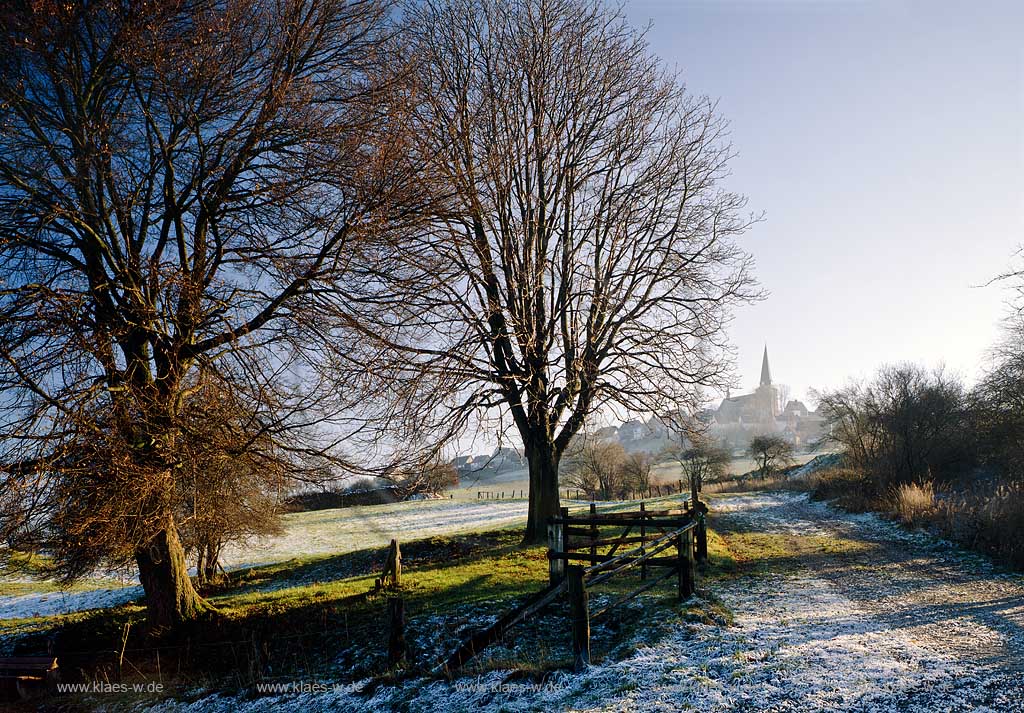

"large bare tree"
[359,0,759,542]
[0,0,416,627]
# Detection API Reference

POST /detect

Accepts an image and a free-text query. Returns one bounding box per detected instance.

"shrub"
[934,481,1024,569]
[806,468,878,511]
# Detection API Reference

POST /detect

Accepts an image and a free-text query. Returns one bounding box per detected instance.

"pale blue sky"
[625,0,1023,405]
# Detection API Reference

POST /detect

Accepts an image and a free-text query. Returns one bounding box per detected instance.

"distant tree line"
[815,244,1024,494]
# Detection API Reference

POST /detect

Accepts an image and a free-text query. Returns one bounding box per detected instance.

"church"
[714,347,780,425]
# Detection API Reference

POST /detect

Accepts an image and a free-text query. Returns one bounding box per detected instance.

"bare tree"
[678,434,731,506]
[364,0,759,542]
[748,435,794,477]
[563,439,627,501]
[817,365,968,488]
[621,452,654,496]
[0,0,417,627]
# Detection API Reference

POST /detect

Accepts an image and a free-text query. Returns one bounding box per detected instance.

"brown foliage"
[0,0,416,626]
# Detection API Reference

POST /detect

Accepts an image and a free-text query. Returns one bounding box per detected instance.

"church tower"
[755,345,779,421]
[760,345,772,386]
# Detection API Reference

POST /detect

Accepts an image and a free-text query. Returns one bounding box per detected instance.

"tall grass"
[892,481,936,527]
[934,481,1024,569]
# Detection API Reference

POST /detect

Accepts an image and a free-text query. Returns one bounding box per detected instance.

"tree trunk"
[203,542,219,583]
[136,516,214,628]
[194,547,207,587]
[523,436,561,545]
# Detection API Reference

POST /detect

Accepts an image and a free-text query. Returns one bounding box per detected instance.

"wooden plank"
[582,522,695,579]
[590,566,678,620]
[551,516,694,528]
[560,508,683,521]
[436,579,567,674]
[548,552,680,567]
[585,535,683,588]
[0,657,57,670]
[568,529,685,545]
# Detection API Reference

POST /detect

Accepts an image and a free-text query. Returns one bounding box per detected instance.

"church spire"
[760,345,772,386]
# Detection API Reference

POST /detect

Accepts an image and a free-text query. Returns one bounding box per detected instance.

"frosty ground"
[139,491,1024,712]
[0,498,529,619]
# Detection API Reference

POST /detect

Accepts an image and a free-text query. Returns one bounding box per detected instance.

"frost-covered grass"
[98,490,1024,712]
[0,497,534,619]
[8,502,724,710]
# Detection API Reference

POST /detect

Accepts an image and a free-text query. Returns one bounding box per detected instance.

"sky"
[623,0,1024,407]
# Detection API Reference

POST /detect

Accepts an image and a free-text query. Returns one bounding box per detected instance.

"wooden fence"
[477,483,689,501]
[438,500,708,674]
[476,489,526,499]
[547,503,706,669]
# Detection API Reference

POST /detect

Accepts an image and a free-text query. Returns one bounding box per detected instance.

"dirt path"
[572,491,1024,712]
[713,492,1024,674]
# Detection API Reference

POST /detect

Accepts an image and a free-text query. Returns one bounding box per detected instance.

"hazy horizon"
[626,0,1022,406]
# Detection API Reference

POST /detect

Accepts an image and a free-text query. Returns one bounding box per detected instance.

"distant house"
[618,420,646,442]
[782,400,809,418]
[491,446,526,470]
[451,455,476,474]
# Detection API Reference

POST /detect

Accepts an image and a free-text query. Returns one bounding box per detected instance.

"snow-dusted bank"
[221,498,528,568]
[137,491,1024,713]
[0,498,529,617]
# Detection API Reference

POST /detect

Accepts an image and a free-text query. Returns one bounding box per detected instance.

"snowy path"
[148,491,1024,712]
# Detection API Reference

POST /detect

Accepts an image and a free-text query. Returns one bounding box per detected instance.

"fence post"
[696,512,708,563]
[677,529,695,601]
[567,566,590,671]
[548,514,565,585]
[387,597,406,666]
[560,506,570,560]
[639,501,647,581]
[589,502,597,562]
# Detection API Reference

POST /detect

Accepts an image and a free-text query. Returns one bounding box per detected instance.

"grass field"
[0,492,736,711]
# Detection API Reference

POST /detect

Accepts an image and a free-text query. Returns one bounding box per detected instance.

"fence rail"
[439,498,710,674]
[547,500,707,669]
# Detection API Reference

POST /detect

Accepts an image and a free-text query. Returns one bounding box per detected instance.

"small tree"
[393,462,459,500]
[678,435,731,505]
[621,453,654,497]
[564,440,627,501]
[176,379,292,587]
[748,435,794,477]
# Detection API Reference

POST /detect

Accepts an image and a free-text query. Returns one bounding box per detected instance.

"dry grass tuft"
[892,481,936,527]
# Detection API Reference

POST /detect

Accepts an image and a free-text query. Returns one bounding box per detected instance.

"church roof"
[760,346,772,386]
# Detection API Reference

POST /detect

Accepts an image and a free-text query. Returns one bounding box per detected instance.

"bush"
[805,467,878,512]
